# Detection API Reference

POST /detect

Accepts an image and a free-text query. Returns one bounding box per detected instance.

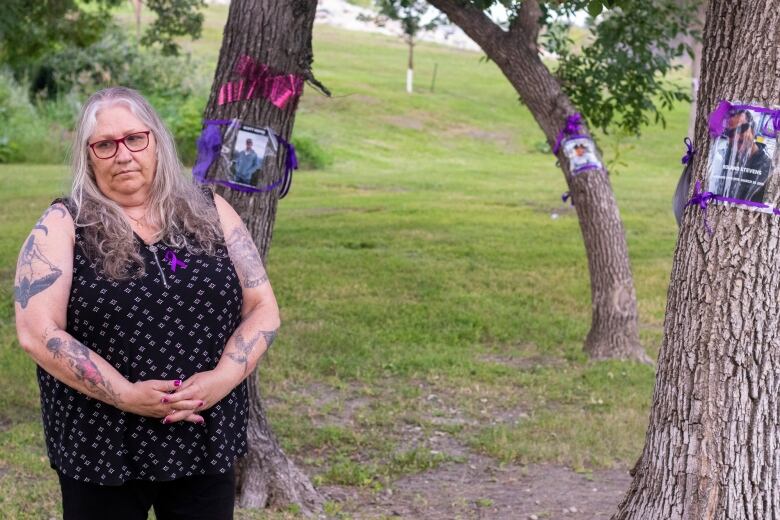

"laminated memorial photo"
[562,137,602,176]
[229,124,277,186]
[707,107,777,204]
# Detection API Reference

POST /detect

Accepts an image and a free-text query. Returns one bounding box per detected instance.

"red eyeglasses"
[88,131,151,159]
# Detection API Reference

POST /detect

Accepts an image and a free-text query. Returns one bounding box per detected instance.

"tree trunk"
[132,0,142,40]
[428,0,647,362]
[201,0,323,513]
[614,1,780,517]
[407,37,414,93]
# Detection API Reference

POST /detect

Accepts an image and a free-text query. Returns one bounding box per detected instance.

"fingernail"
[161,417,168,424]
[174,380,182,387]
[198,418,205,424]
[161,397,168,404]
[199,400,204,407]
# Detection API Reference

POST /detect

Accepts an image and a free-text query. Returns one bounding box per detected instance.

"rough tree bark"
[614,1,780,517]
[427,0,648,362]
[201,0,323,513]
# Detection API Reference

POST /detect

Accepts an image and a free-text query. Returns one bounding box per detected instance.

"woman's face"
[88,104,157,204]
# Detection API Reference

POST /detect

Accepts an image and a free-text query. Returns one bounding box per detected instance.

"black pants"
[58,470,235,520]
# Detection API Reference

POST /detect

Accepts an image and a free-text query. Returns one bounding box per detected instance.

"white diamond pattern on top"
[38,199,247,485]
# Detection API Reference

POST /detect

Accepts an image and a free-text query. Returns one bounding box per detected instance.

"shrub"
[292,135,333,170]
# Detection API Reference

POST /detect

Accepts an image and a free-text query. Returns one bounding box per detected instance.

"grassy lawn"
[0,6,689,519]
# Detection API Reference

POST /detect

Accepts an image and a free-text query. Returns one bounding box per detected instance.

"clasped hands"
[119,369,233,425]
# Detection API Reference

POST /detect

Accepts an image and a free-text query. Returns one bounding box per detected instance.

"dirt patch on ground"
[322,457,630,519]
[383,115,427,131]
[478,354,567,371]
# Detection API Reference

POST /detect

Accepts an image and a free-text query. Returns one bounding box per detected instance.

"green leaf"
[587,1,604,17]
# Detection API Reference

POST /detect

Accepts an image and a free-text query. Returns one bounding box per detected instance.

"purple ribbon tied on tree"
[681,137,696,165]
[561,191,574,205]
[192,119,231,180]
[708,100,780,138]
[686,180,779,235]
[164,250,187,272]
[552,113,584,154]
[191,119,298,197]
[686,181,716,235]
[217,55,304,109]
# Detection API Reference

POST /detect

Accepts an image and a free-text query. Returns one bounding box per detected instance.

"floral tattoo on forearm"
[225,227,269,289]
[226,328,277,374]
[14,206,67,308]
[46,337,121,406]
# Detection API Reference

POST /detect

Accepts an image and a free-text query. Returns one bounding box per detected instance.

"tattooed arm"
[15,205,192,419]
[15,205,132,406]
[215,193,280,378]
[165,195,280,418]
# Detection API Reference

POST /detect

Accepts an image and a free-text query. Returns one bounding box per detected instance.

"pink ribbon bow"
[217,55,304,109]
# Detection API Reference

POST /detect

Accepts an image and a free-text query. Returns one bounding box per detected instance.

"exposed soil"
[273,376,631,519]
[321,456,630,519]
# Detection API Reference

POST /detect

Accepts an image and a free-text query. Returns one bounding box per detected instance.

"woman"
[14,87,280,520]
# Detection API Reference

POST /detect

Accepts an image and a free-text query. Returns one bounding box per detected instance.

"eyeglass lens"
[92,132,149,159]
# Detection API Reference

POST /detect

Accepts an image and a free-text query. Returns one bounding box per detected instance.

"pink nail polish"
[199,400,204,407]
[198,418,205,424]
[174,380,182,387]
[161,397,168,404]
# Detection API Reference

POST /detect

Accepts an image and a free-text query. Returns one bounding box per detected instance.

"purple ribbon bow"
[686,181,716,235]
[191,120,298,197]
[681,137,696,165]
[192,119,231,180]
[164,250,188,272]
[686,180,777,235]
[561,191,574,205]
[552,113,584,154]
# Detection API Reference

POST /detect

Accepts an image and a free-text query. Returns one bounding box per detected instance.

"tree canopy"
[0,0,205,95]
[387,0,700,135]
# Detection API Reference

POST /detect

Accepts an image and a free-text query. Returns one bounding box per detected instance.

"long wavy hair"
[69,87,223,279]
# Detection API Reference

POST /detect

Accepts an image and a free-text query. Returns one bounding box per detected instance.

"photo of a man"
[233,138,262,184]
[707,108,775,203]
[563,137,602,176]
[229,125,272,186]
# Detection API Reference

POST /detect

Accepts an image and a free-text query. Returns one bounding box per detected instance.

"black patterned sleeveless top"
[38,197,247,485]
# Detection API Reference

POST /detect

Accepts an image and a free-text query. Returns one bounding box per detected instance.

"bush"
[35,30,202,101]
[152,93,208,166]
[0,71,68,163]
[292,135,333,170]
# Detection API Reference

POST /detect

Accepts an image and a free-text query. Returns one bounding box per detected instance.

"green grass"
[0,4,691,518]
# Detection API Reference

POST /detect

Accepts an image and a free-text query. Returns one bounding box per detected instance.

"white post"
[406,68,413,94]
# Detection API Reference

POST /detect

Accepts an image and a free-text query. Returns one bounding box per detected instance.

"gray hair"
[69,87,223,279]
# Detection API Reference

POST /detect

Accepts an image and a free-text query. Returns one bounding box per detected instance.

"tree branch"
[427,0,505,57]
[508,0,541,51]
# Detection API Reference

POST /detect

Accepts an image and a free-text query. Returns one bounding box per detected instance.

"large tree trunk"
[614,1,780,517]
[202,0,323,513]
[428,0,647,362]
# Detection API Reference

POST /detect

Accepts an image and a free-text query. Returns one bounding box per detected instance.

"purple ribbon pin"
[164,250,187,272]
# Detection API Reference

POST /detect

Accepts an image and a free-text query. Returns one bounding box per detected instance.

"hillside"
[0,6,692,518]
